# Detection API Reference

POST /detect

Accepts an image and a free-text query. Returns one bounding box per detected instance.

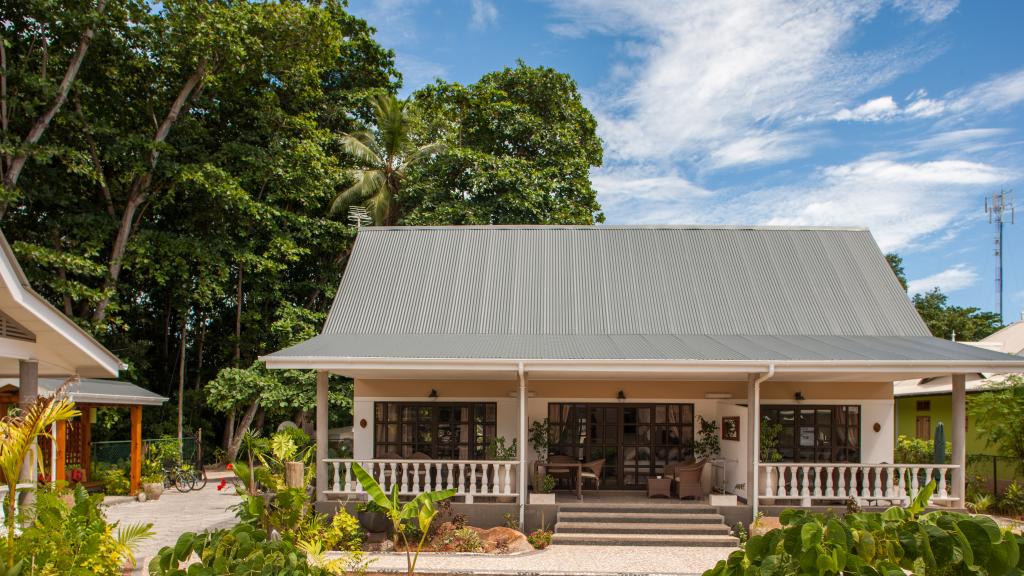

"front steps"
[552,503,739,547]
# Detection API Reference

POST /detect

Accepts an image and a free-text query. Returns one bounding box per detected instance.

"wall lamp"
[794,391,805,401]
[428,389,438,399]
[617,390,627,401]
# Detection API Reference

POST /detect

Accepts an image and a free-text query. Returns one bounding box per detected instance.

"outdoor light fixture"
[617,390,626,401]
[704,392,733,399]
[428,389,438,399]
[794,392,805,401]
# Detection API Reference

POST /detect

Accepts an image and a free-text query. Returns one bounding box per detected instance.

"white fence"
[760,463,959,506]
[324,459,519,503]
[0,484,36,531]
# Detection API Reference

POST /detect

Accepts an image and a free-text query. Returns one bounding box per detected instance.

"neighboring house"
[263,226,1024,522]
[0,230,165,495]
[894,320,1024,489]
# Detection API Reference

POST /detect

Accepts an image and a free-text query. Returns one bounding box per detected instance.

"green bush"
[0,485,152,575]
[895,434,952,464]
[149,524,338,575]
[328,510,365,552]
[705,482,1024,576]
[96,465,130,496]
[276,426,313,451]
[1001,481,1024,515]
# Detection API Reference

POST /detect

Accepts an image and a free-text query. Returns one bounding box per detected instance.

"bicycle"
[191,428,209,490]
[163,459,194,493]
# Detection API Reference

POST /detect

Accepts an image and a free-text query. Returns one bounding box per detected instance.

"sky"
[348,0,1024,324]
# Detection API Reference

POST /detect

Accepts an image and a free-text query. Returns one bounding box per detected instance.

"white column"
[315,370,329,501]
[746,373,760,516]
[518,362,528,528]
[19,360,39,484]
[951,373,966,508]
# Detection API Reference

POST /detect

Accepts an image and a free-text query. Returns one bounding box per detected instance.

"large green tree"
[912,288,1002,341]
[404,62,604,225]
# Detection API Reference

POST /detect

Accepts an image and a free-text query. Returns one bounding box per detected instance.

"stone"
[750,516,782,536]
[478,526,533,554]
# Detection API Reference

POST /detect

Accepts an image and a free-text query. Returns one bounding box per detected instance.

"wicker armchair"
[579,458,605,490]
[672,459,707,500]
[545,454,577,489]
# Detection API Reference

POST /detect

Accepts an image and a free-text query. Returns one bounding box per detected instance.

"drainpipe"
[518,361,527,529]
[751,364,775,519]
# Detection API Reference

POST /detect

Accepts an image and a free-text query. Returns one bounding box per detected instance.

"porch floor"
[554,490,712,505]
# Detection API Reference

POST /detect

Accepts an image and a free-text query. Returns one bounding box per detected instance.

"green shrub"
[527,529,552,550]
[275,426,313,451]
[705,482,1024,576]
[329,510,365,551]
[0,485,152,575]
[1001,481,1024,515]
[97,466,129,496]
[452,527,483,552]
[895,434,952,464]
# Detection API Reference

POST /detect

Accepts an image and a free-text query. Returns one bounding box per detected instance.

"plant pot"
[357,510,391,534]
[143,482,164,501]
[529,492,556,505]
[709,493,738,506]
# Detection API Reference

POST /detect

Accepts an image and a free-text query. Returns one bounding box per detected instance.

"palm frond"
[330,170,386,216]
[115,522,155,567]
[339,131,383,167]
[404,142,446,168]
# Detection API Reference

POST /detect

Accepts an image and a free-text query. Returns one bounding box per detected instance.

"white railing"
[0,484,36,532]
[760,463,959,506]
[325,459,519,503]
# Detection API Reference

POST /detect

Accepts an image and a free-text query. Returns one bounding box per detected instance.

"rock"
[136,492,146,503]
[478,526,533,554]
[750,516,782,536]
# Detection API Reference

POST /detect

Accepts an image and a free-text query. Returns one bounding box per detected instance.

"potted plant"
[529,472,556,505]
[694,416,720,497]
[528,419,550,463]
[758,418,784,502]
[141,472,164,501]
[355,499,392,534]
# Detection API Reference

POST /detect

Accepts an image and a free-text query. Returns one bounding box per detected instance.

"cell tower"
[984,190,1015,321]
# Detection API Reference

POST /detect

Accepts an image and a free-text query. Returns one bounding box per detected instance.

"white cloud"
[546,0,945,170]
[470,0,498,30]
[907,264,979,295]
[893,0,959,23]
[834,96,900,122]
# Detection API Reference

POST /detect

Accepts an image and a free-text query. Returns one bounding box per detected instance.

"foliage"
[0,485,152,575]
[485,436,518,461]
[885,253,908,291]
[969,375,1024,473]
[0,379,80,566]
[405,62,604,226]
[351,463,456,576]
[528,419,551,461]
[328,511,365,552]
[434,524,484,552]
[760,418,783,463]
[148,523,361,575]
[1002,481,1024,516]
[527,529,553,550]
[277,427,314,453]
[967,492,996,514]
[912,288,1002,341]
[143,436,181,483]
[97,466,130,496]
[694,416,721,460]
[704,481,1024,576]
[502,512,520,531]
[895,434,952,464]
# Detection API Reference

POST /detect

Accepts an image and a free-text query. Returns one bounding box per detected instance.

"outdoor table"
[647,476,672,498]
[539,461,583,500]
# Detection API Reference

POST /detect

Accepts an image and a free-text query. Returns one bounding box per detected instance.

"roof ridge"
[357,225,871,232]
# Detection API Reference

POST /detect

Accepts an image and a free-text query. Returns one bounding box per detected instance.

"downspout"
[751,364,775,519]
[517,361,528,529]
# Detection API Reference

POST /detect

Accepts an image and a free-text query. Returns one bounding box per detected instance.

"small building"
[0,230,166,495]
[264,226,1024,523]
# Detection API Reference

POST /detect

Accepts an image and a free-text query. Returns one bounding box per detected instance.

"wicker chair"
[579,458,605,490]
[672,459,707,500]
[545,454,577,489]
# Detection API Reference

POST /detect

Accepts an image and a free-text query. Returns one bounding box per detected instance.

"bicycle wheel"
[173,470,192,492]
[192,467,208,490]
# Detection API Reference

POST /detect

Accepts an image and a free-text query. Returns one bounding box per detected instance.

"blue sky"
[348,0,1024,325]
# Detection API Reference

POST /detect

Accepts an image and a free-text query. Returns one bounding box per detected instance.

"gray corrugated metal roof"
[0,378,168,406]
[323,226,927,337]
[269,333,1023,362]
[265,226,1024,365]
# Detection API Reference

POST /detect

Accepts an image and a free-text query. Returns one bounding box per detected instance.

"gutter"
[751,364,775,519]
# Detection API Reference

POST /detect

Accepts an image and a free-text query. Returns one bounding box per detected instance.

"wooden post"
[129,405,142,496]
[81,407,92,482]
[315,371,328,501]
[55,420,67,482]
[284,462,304,488]
[951,373,967,509]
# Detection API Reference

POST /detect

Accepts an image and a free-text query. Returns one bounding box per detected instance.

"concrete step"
[557,511,726,524]
[550,532,740,547]
[555,521,732,535]
[557,500,716,512]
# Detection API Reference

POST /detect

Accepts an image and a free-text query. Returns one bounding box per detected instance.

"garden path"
[103,469,241,573]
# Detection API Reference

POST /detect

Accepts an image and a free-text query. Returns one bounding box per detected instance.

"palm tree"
[331,94,441,226]
[0,378,79,567]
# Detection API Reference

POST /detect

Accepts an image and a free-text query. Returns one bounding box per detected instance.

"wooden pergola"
[0,378,167,494]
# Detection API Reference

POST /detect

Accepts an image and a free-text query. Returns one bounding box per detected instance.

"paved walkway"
[103,470,241,569]
[351,545,734,575]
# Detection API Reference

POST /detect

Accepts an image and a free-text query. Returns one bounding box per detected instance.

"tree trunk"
[91,59,207,323]
[0,0,108,214]
[234,264,242,366]
[194,316,205,390]
[225,400,259,462]
[177,310,186,454]
[223,408,236,455]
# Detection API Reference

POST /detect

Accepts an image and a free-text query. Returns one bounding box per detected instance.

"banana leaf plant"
[351,463,456,576]
[706,481,1024,576]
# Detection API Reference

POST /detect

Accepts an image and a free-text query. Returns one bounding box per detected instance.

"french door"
[547,403,695,489]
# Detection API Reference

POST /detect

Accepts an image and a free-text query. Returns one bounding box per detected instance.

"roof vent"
[0,311,35,342]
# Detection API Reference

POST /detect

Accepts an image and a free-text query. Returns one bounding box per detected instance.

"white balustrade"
[759,463,958,506]
[324,458,519,503]
[0,484,35,533]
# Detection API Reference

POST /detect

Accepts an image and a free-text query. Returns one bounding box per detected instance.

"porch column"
[517,362,527,528]
[315,370,329,501]
[746,373,760,515]
[55,420,67,483]
[951,373,966,508]
[129,405,142,496]
[81,407,92,482]
[18,360,39,484]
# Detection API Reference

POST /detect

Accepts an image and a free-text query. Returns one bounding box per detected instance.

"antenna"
[347,206,372,228]
[984,190,1015,322]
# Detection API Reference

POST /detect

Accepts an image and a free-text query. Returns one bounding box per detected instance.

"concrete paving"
[350,544,735,575]
[102,469,241,570]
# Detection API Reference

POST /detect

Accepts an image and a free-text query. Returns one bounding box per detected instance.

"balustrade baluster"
[937,467,948,499]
